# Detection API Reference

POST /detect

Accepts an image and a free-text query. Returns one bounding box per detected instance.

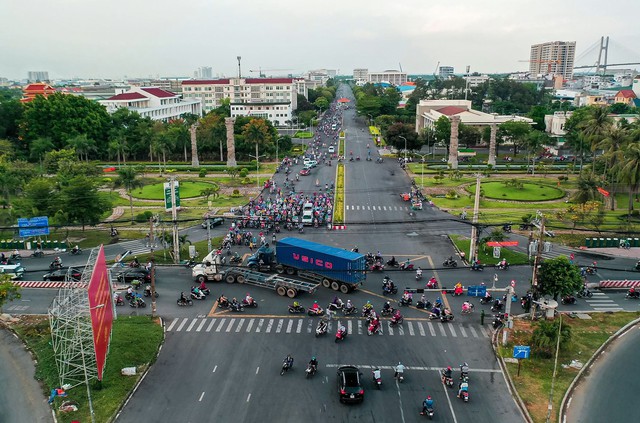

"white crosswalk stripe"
[585,292,623,311]
[166,317,493,339]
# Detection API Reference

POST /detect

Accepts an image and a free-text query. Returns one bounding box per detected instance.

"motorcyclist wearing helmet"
[458,377,469,398]
[383,301,392,312]
[443,366,453,380]
[293,300,300,308]
[416,267,423,277]
[284,354,294,369]
[311,300,320,311]
[308,356,318,372]
[460,362,469,378]
[394,362,405,379]
[245,293,253,305]
[345,299,354,312]
[179,291,187,303]
[422,396,434,414]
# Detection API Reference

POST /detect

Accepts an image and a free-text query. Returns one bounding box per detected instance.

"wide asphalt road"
[564,324,640,423]
[0,328,52,423]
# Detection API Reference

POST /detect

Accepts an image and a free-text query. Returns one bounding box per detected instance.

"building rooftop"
[436,106,467,116]
[140,87,176,98]
[106,92,147,101]
[616,89,637,99]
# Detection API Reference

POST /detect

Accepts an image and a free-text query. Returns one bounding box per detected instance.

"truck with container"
[192,249,318,298]
[246,237,366,294]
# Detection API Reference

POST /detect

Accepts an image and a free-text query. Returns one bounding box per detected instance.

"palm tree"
[579,106,614,172]
[571,173,601,203]
[596,126,630,209]
[200,183,220,203]
[108,137,127,165]
[617,143,640,216]
[114,166,144,223]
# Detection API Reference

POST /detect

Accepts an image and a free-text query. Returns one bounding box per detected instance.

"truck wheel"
[236,275,245,284]
[225,274,236,284]
[322,279,331,288]
[196,275,206,284]
[286,288,297,298]
[331,281,340,291]
[285,267,295,275]
[248,263,258,271]
[276,286,287,296]
[275,265,285,274]
[339,284,350,294]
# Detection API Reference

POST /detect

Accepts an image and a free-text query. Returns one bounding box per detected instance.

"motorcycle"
[308,307,325,316]
[386,259,400,268]
[459,390,469,402]
[400,262,415,271]
[421,405,435,419]
[441,370,454,387]
[335,327,347,343]
[288,304,305,314]
[49,261,63,270]
[470,263,484,271]
[625,290,640,299]
[382,284,398,296]
[440,312,454,322]
[399,297,412,307]
[191,290,206,300]
[28,251,41,258]
[343,306,357,316]
[316,321,328,337]
[390,314,404,326]
[502,224,512,233]
[415,272,423,281]
[480,295,493,305]
[492,314,505,329]
[305,364,317,378]
[372,370,382,389]
[442,257,457,268]
[114,294,125,306]
[370,262,385,272]
[69,248,82,256]
[576,288,593,298]
[327,301,344,313]
[129,297,146,308]
[143,286,159,298]
[426,278,438,289]
[561,295,576,305]
[242,298,259,308]
[280,360,293,376]
[416,300,432,310]
[368,321,382,336]
[380,307,395,317]
[228,303,244,312]
[491,301,504,312]
[461,303,474,314]
[495,262,510,270]
[177,297,194,306]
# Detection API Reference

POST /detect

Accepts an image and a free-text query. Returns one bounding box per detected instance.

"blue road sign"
[467,285,487,297]
[17,216,50,237]
[513,345,531,359]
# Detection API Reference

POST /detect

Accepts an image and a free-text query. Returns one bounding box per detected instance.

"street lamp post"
[367,114,373,127]
[248,143,266,191]
[417,153,428,188]
[398,135,407,164]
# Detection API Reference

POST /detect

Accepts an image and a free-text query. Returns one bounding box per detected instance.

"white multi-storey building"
[439,66,454,78]
[368,70,407,86]
[182,78,297,126]
[529,41,576,79]
[99,86,201,121]
[353,68,368,83]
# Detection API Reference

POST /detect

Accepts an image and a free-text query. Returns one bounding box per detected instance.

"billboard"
[87,245,113,381]
[164,180,180,211]
[18,216,50,237]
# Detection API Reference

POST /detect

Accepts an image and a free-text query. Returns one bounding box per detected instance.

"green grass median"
[12,315,163,423]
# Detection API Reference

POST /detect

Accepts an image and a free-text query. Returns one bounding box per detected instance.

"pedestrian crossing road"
[165,316,493,339]
[583,291,623,311]
[346,204,427,212]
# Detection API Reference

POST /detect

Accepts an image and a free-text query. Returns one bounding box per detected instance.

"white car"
[0,264,26,280]
[328,146,335,153]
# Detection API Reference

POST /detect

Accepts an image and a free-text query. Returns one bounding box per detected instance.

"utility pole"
[170,177,180,264]
[502,282,515,345]
[149,217,156,317]
[530,212,545,319]
[469,174,482,262]
[206,215,212,253]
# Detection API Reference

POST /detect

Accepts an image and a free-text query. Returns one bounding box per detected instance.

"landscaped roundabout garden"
[466,180,565,202]
[131,180,218,199]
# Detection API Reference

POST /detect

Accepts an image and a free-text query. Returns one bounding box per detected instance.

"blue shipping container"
[276,237,366,285]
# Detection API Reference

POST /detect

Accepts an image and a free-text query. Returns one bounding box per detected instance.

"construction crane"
[249,68,293,78]
[433,61,440,77]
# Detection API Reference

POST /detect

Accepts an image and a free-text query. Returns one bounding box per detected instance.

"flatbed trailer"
[222,267,319,298]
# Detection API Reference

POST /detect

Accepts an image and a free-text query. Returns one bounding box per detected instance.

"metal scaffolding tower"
[48,248,99,388]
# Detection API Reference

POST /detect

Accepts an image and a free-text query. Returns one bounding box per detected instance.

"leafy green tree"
[200,183,220,202]
[385,123,420,150]
[616,142,640,213]
[608,102,634,115]
[497,121,532,156]
[433,116,451,145]
[29,137,55,168]
[0,97,23,141]
[571,173,601,203]
[242,118,272,160]
[56,175,111,231]
[150,122,174,171]
[314,97,329,111]
[531,319,572,358]
[43,148,77,174]
[67,134,97,162]
[13,177,56,217]
[536,256,583,301]
[0,275,21,312]
[115,166,144,223]
[197,112,226,161]
[356,95,382,117]
[296,94,314,112]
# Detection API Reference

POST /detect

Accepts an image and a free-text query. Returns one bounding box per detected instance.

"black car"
[337,365,364,403]
[43,267,82,282]
[201,217,224,229]
[116,268,151,284]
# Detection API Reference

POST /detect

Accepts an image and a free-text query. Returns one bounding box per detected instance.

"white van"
[0,264,26,279]
[301,202,314,225]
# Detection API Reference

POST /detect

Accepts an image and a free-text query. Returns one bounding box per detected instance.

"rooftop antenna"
[237,56,242,78]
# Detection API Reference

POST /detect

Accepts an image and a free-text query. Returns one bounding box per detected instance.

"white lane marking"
[417,322,426,336]
[167,318,179,331]
[459,326,467,337]
[448,325,457,337]
[427,322,436,336]
[442,377,458,423]
[378,206,382,210]
[358,320,363,335]
[256,367,260,375]
[235,319,245,332]
[176,318,189,332]
[397,325,405,335]
[186,319,197,332]
[246,319,255,332]
[396,378,406,423]
[479,326,490,337]
[213,365,217,373]
[388,325,394,336]
[256,318,264,332]
[216,319,226,332]
[408,322,415,336]
[296,319,302,333]
[286,319,293,333]
[307,319,313,333]
[246,393,251,402]
[196,319,207,332]
[469,326,478,338]
[199,392,205,402]
[276,319,284,333]
[348,320,353,334]
[226,319,235,332]
[438,324,447,337]
[206,319,216,332]
[324,364,502,373]
[265,319,274,333]
[346,205,350,210]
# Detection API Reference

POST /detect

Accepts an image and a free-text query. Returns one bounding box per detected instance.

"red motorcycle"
[368,320,381,336]
[426,278,438,289]
[335,327,347,343]
[370,262,385,272]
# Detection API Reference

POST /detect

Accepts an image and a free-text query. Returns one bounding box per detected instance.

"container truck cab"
[246,244,278,272]
[192,251,224,284]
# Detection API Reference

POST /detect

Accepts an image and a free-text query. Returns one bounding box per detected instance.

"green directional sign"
[164,181,180,211]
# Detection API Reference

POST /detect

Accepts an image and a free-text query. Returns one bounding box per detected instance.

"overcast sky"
[2,0,639,80]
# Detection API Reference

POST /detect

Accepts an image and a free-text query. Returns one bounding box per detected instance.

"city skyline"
[1,0,639,81]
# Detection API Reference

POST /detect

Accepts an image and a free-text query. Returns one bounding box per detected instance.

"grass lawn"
[293,131,313,139]
[499,312,640,423]
[12,315,163,423]
[467,181,565,201]
[450,235,530,265]
[131,180,219,200]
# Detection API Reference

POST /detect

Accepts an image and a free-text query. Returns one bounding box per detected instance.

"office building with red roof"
[99,86,201,121]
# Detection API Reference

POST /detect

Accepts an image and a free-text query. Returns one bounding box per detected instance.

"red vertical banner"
[87,245,113,381]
